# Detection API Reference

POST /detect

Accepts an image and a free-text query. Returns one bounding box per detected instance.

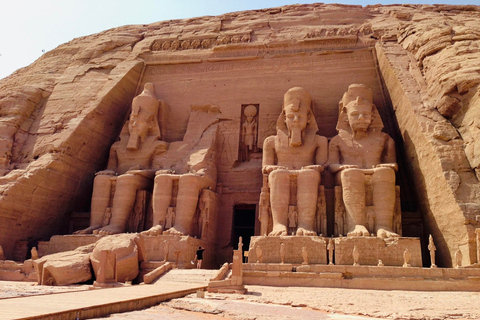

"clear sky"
[0,0,478,80]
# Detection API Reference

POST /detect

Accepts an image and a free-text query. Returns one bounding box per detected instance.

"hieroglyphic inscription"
[145,51,374,77]
[305,24,373,39]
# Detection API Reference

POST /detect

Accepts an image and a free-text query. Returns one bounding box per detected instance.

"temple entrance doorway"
[232,204,256,262]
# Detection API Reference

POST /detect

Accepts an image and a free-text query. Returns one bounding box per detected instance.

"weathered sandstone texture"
[0,3,480,267]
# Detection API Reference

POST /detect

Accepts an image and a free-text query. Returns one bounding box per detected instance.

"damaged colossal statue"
[262,87,328,236]
[75,83,168,235]
[142,104,220,237]
[328,84,399,239]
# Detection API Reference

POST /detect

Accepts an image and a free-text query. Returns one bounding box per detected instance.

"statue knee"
[372,167,395,183]
[340,168,364,184]
[154,174,174,185]
[117,173,152,190]
[298,169,320,183]
[268,169,290,183]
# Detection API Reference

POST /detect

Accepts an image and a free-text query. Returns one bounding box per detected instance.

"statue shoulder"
[377,131,394,144]
[263,135,276,148]
[314,134,328,147]
[329,134,342,145]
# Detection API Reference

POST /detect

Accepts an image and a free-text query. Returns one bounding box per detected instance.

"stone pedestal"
[334,237,422,267]
[38,235,103,257]
[140,235,213,268]
[248,236,327,264]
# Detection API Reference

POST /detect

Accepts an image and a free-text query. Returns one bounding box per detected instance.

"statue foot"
[163,227,187,236]
[269,226,287,236]
[296,228,316,236]
[73,225,101,235]
[93,225,124,235]
[347,225,370,237]
[377,228,399,239]
[141,225,164,236]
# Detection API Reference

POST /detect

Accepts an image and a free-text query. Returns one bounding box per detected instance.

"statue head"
[277,87,318,146]
[336,84,383,133]
[345,96,374,133]
[244,105,257,123]
[126,83,161,150]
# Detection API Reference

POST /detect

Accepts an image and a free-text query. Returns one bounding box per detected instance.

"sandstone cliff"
[0,3,479,266]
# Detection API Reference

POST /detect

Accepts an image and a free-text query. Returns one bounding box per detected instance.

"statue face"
[346,100,373,132]
[128,115,150,139]
[126,105,152,150]
[284,99,310,132]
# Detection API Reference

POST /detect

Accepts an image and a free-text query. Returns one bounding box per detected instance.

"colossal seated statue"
[328,84,399,239]
[262,87,328,236]
[74,83,168,235]
[142,105,220,236]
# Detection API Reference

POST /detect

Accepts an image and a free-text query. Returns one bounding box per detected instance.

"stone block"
[248,236,327,264]
[34,249,93,285]
[334,237,422,267]
[91,234,139,283]
[40,235,103,256]
[140,235,212,268]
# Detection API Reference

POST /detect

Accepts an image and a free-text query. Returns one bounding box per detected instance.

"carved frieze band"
[304,24,373,39]
[151,33,252,51]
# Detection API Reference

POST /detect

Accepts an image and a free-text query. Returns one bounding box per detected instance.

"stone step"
[155,268,220,285]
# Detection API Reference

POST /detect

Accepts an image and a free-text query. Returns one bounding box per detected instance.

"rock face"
[0,3,480,267]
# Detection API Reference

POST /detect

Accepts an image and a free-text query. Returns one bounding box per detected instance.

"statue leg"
[165,174,215,236]
[142,174,174,236]
[74,174,113,234]
[341,168,369,237]
[96,173,153,235]
[372,167,399,238]
[268,169,290,236]
[296,169,319,236]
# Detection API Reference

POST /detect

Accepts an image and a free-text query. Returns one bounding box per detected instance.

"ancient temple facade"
[0,3,480,271]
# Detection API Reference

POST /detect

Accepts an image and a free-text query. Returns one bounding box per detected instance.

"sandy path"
[1,281,479,319]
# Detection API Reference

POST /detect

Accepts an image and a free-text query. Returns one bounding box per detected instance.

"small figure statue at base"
[256,246,263,263]
[301,247,309,265]
[455,248,463,268]
[280,243,286,264]
[353,245,360,266]
[403,248,411,267]
[428,234,437,268]
[31,247,39,260]
[327,238,334,265]
[163,240,169,262]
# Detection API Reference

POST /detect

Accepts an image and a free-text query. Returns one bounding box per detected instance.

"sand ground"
[1,281,479,320]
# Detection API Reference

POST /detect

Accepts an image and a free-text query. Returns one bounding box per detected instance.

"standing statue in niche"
[74,83,168,235]
[262,87,328,236]
[241,104,258,161]
[328,84,398,238]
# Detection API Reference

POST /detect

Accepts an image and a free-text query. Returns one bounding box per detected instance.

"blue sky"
[0,0,478,79]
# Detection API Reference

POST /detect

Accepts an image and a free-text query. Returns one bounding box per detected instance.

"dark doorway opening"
[232,204,256,261]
